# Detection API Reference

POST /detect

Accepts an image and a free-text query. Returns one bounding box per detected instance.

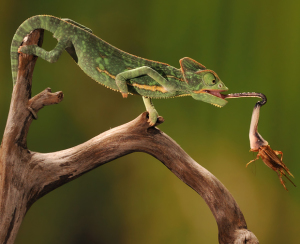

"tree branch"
[0,29,259,244]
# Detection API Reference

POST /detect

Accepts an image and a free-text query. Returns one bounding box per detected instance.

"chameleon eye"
[203,73,217,86]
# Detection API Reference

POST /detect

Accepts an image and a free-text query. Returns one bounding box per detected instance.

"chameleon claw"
[121,93,128,98]
[147,119,156,127]
[147,116,157,126]
[148,121,155,126]
[17,46,23,54]
[147,112,158,127]
[18,45,32,55]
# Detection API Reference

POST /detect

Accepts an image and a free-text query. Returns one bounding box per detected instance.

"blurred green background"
[0,0,299,243]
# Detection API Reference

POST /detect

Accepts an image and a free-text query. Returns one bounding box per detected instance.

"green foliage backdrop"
[0,0,299,243]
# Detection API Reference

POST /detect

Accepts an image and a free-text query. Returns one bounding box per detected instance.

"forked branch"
[0,29,258,244]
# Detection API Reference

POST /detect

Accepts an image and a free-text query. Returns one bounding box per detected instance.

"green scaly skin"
[11,15,229,125]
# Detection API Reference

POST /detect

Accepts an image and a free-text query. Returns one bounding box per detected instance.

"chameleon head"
[180,57,228,107]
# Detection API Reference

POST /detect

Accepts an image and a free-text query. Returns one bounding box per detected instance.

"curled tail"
[10,15,61,85]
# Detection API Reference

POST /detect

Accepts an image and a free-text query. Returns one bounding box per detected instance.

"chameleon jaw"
[208,90,228,107]
[192,89,228,107]
[211,103,222,108]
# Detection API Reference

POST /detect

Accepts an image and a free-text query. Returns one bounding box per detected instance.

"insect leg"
[277,171,288,191]
[274,150,283,161]
[246,153,261,167]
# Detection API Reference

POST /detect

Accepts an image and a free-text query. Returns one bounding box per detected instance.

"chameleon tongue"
[222,92,268,150]
[224,92,267,105]
[249,103,268,150]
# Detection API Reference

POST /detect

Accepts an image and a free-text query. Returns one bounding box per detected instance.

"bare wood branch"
[28,88,64,119]
[0,29,259,244]
[0,29,46,244]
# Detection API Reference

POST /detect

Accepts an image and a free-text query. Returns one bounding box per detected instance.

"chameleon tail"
[10,15,61,85]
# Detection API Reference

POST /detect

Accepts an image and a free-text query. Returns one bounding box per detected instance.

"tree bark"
[0,29,259,244]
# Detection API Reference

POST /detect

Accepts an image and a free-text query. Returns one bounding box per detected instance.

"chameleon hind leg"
[18,37,71,63]
[142,97,158,126]
[115,66,177,126]
[115,66,177,98]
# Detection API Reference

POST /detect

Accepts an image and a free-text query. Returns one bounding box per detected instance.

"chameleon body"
[11,15,229,125]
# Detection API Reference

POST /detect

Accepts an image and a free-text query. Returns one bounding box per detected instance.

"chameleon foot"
[18,46,25,53]
[147,110,158,126]
[18,45,36,55]
[142,96,158,126]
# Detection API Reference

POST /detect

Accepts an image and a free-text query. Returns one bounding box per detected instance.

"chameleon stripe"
[96,67,168,93]
[129,83,168,93]
[192,89,207,94]
[166,75,185,82]
[96,67,115,79]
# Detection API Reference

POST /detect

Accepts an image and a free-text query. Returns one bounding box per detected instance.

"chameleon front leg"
[18,37,72,117]
[115,66,177,98]
[18,37,71,63]
[115,66,176,126]
[142,96,158,126]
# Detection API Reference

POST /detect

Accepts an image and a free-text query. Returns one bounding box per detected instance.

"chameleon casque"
[11,15,228,125]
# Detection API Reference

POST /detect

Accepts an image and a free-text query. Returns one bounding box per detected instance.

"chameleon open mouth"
[203,89,227,100]
[192,89,228,107]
